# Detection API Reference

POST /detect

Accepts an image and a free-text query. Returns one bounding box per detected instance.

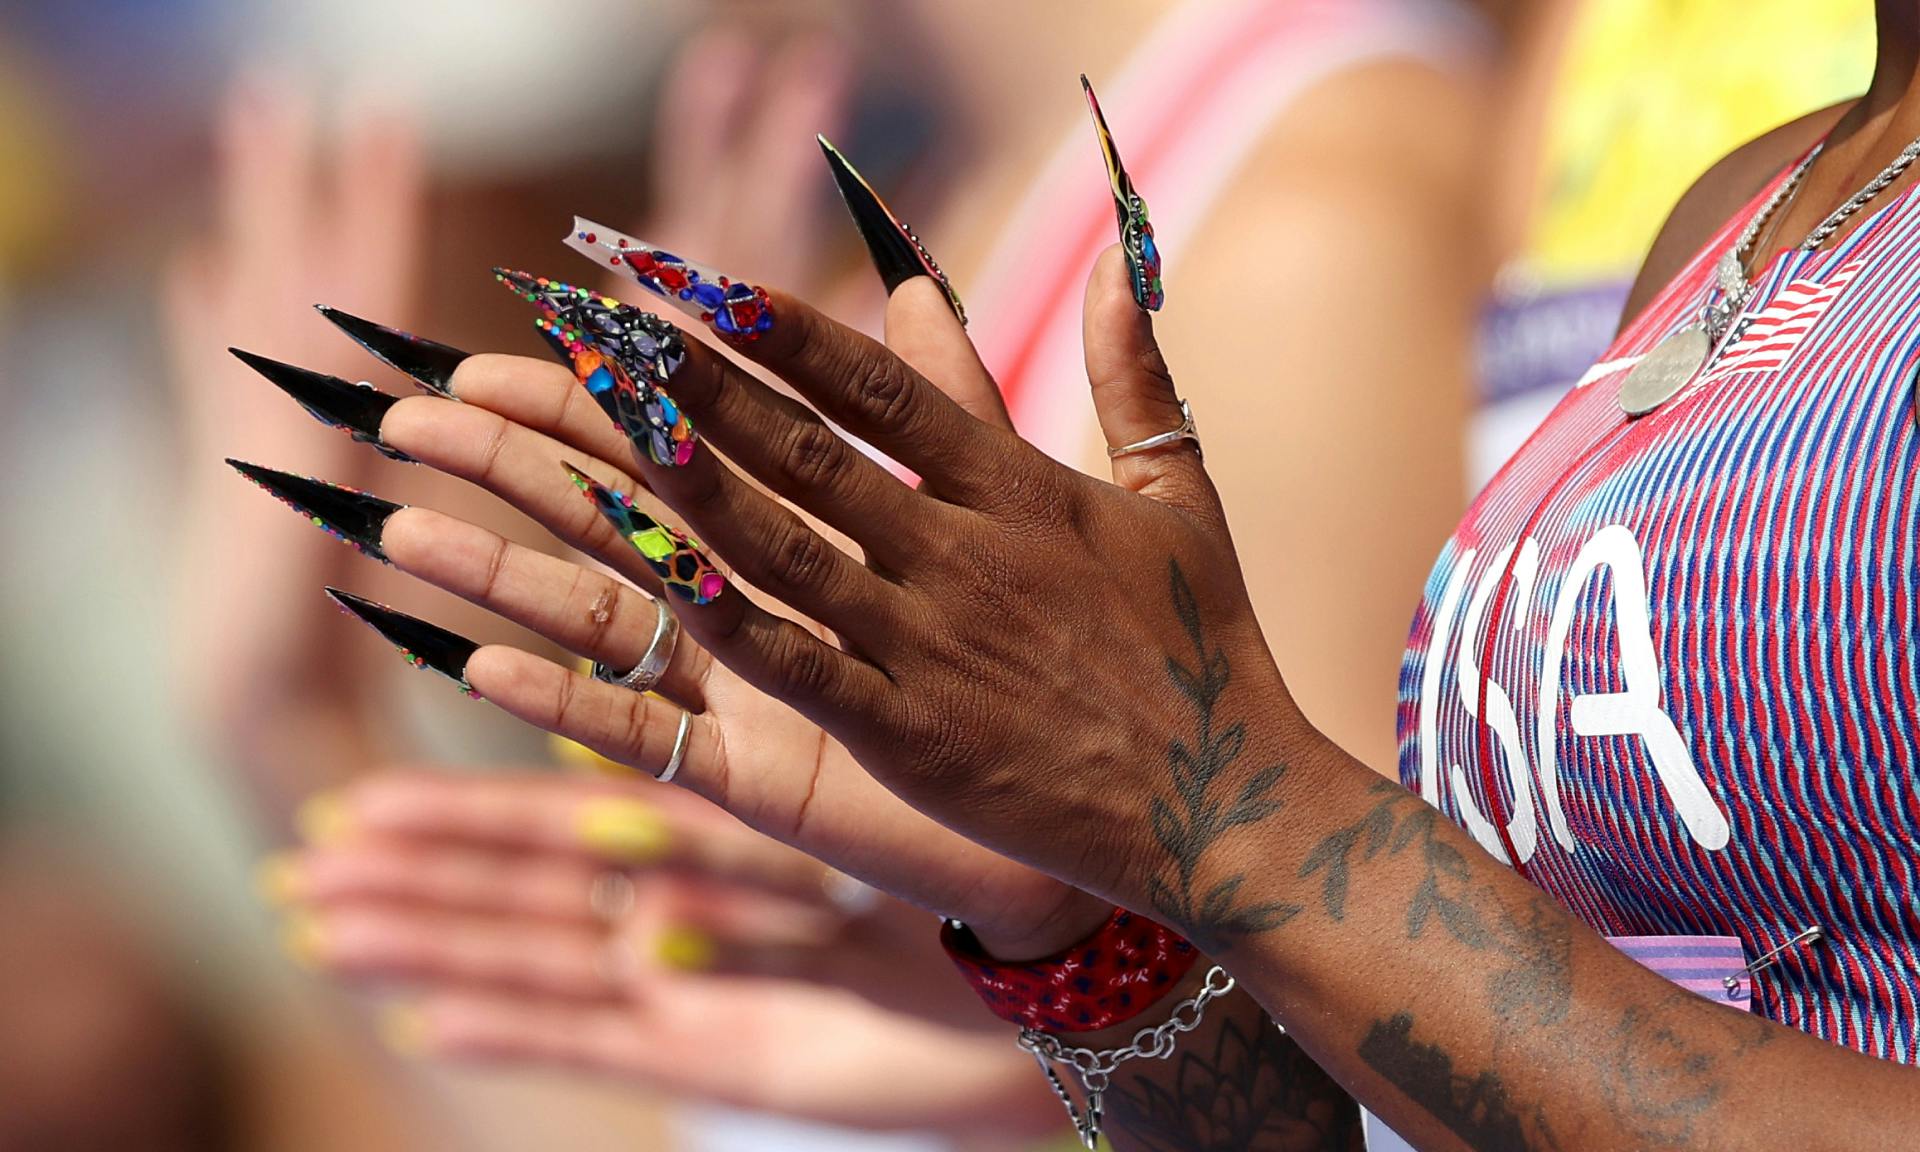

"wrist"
[969,887,1114,962]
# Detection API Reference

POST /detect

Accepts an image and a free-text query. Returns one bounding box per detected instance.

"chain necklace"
[1618,129,1920,417]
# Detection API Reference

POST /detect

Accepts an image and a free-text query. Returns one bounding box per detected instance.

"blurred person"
[1473,0,1874,479]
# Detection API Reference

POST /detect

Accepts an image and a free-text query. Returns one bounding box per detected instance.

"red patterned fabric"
[941,909,1199,1033]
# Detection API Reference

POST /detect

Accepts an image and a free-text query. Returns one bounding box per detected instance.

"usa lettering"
[1417,525,1731,864]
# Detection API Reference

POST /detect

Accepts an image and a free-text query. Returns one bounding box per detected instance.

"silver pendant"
[1617,325,1710,417]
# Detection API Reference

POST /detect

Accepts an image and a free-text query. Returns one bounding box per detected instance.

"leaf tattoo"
[1150,560,1301,945]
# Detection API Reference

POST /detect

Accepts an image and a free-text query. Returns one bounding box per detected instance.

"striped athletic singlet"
[1399,158,1920,1063]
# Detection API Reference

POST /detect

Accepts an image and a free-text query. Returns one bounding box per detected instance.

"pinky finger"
[322,588,725,793]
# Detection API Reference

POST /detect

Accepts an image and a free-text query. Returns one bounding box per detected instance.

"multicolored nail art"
[561,462,724,605]
[228,459,402,563]
[230,348,413,463]
[494,269,699,468]
[818,135,966,326]
[1081,75,1164,312]
[564,217,775,341]
[315,305,469,399]
[325,588,480,696]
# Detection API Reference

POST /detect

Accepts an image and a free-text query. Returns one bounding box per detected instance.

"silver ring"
[656,710,692,785]
[1107,399,1201,460]
[591,598,679,692]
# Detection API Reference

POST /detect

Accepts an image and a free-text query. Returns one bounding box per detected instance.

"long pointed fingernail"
[561,462,725,604]
[1081,76,1164,312]
[315,305,469,398]
[325,588,480,696]
[227,460,402,564]
[229,348,414,463]
[655,926,714,971]
[564,217,775,341]
[255,852,303,906]
[295,790,352,845]
[494,270,698,468]
[817,135,966,325]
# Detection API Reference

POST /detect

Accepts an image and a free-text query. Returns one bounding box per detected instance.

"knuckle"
[768,625,837,702]
[774,418,849,493]
[476,535,513,602]
[848,360,917,429]
[764,517,835,593]
[572,570,626,655]
[613,689,654,765]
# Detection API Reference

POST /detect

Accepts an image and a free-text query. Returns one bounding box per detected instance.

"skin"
[363,62,1920,1140]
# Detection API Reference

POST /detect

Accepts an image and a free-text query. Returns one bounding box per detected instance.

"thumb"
[1083,244,1209,506]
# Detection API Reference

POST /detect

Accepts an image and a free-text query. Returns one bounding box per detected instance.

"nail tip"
[324,588,480,695]
[316,305,467,397]
[231,463,399,562]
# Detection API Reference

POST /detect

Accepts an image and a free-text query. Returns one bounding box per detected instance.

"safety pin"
[1723,925,1823,1000]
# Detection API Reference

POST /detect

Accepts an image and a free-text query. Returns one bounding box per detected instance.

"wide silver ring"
[591,598,679,693]
[656,710,692,785]
[1107,399,1201,460]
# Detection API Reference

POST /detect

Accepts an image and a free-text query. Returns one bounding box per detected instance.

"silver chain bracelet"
[1017,964,1261,1149]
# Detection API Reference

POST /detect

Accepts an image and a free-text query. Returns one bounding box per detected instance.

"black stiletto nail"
[227,459,402,563]
[817,135,966,325]
[1081,75,1164,312]
[228,348,412,463]
[324,588,480,696]
[315,305,468,398]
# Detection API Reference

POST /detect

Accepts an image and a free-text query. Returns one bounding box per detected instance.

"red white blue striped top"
[1399,159,1920,1063]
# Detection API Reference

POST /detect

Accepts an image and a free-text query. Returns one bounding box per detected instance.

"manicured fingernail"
[315,305,469,399]
[228,459,402,563]
[254,852,303,906]
[575,799,670,862]
[818,135,966,325]
[1081,76,1164,312]
[561,462,725,604]
[325,588,481,696]
[377,1002,432,1056]
[655,926,714,971]
[280,911,329,969]
[229,348,413,462]
[493,269,698,468]
[295,791,352,846]
[564,217,775,341]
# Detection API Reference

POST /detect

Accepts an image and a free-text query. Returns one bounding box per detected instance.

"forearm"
[1058,974,1364,1152]
[1129,701,1918,1150]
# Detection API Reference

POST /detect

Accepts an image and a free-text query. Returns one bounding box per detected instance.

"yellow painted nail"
[254,853,303,906]
[655,926,713,972]
[575,799,670,862]
[279,912,329,970]
[377,1002,432,1056]
[295,791,352,845]
[549,731,638,777]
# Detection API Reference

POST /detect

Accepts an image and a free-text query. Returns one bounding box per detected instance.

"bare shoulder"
[1619,102,1853,331]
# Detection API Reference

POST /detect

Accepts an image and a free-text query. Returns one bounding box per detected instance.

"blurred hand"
[163,78,428,801]
[644,28,851,290]
[265,769,1058,1136]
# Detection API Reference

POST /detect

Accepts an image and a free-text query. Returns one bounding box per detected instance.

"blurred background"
[0,1,1871,1149]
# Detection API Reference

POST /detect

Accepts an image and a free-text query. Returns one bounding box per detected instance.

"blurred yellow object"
[548,730,633,776]
[295,791,353,845]
[377,1002,432,1057]
[575,799,670,862]
[0,48,65,277]
[655,926,714,972]
[254,852,303,906]
[280,912,329,970]
[1528,0,1874,283]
